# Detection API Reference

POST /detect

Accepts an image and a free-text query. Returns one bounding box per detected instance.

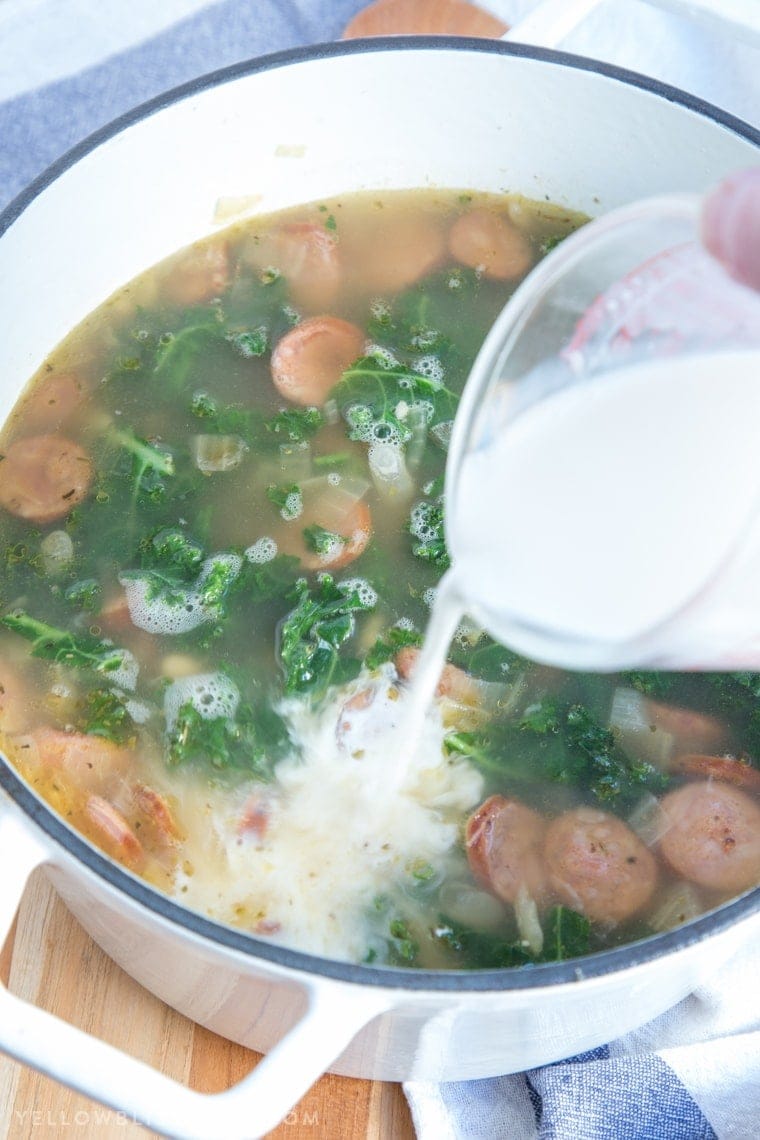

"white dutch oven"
[1,37,760,1140]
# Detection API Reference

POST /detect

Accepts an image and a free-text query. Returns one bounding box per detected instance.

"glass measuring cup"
[444,193,760,671]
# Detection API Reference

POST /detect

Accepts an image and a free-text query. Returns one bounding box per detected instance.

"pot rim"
[1,35,759,994]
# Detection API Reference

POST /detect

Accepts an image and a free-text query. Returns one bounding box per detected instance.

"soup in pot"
[1,188,759,969]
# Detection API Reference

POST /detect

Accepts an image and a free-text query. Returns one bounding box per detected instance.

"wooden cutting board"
[0,871,414,1139]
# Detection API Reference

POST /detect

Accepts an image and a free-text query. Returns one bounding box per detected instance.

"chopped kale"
[332,355,458,448]
[238,553,301,604]
[365,267,506,379]
[302,524,347,558]
[409,494,449,569]
[542,906,591,961]
[76,687,137,745]
[266,483,302,520]
[444,730,508,779]
[388,917,419,964]
[1,610,126,675]
[619,670,678,698]
[445,697,668,807]
[108,428,175,515]
[226,326,268,358]
[265,407,324,443]
[365,625,422,670]
[140,527,204,577]
[153,320,221,392]
[166,699,288,776]
[702,672,760,759]
[64,578,102,613]
[189,392,257,437]
[277,575,374,701]
[433,917,532,969]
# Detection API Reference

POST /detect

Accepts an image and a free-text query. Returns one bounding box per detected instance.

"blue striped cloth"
[2,3,759,1138]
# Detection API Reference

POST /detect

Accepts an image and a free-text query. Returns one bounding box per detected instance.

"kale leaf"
[445,697,668,807]
[543,906,591,961]
[365,625,422,671]
[433,917,532,969]
[76,688,138,745]
[1,610,126,675]
[237,553,301,604]
[278,575,375,701]
[332,354,458,448]
[166,699,288,776]
[408,493,449,569]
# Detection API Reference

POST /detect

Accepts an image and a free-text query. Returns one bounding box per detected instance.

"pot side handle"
[0,806,390,1140]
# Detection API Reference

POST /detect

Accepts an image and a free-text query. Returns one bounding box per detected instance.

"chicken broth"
[1,188,759,969]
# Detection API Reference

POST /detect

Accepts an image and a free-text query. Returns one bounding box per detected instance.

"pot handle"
[0,805,390,1140]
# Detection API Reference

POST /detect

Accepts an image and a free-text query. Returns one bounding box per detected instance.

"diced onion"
[438,880,506,931]
[515,884,544,956]
[609,687,675,768]
[650,882,703,933]
[40,530,74,576]
[368,440,413,500]
[627,793,670,847]
[192,434,248,473]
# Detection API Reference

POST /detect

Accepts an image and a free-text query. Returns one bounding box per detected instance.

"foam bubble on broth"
[164,672,240,733]
[120,553,242,635]
[245,537,278,563]
[338,577,378,608]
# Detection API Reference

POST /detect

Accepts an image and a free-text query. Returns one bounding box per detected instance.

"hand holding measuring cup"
[444,168,760,673]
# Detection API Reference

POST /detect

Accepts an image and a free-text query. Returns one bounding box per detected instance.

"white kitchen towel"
[1,3,759,1139]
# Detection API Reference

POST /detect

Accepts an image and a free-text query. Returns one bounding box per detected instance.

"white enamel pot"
[1,37,760,1140]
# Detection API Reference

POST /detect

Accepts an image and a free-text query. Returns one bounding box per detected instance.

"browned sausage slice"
[466,794,550,905]
[0,434,92,524]
[671,753,760,793]
[85,794,144,868]
[645,698,728,757]
[395,646,481,706]
[274,476,373,570]
[449,207,534,281]
[659,780,760,894]
[270,316,365,406]
[342,213,446,294]
[544,807,658,924]
[243,222,342,311]
[27,727,130,789]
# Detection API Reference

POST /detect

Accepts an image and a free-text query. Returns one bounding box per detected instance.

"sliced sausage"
[275,476,372,570]
[659,780,760,894]
[449,207,534,281]
[163,240,229,307]
[395,646,481,706]
[15,372,85,433]
[341,212,446,294]
[270,316,365,406]
[27,727,130,790]
[0,434,92,524]
[132,783,181,842]
[466,794,550,905]
[645,699,728,758]
[671,753,760,793]
[544,807,658,925]
[243,222,342,311]
[85,794,144,867]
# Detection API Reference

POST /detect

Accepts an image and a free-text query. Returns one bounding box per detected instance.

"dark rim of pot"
[1,37,759,993]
